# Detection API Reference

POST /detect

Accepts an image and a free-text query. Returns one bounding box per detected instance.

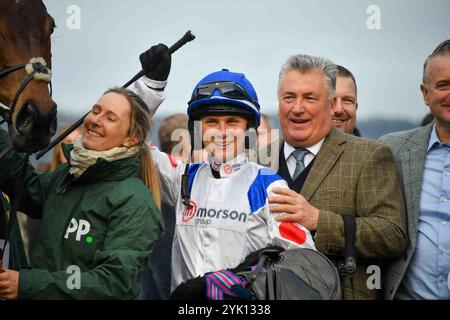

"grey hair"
[423,40,450,88]
[278,54,337,101]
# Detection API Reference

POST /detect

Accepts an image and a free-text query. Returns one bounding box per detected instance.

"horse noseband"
[25,57,52,82]
[0,56,52,124]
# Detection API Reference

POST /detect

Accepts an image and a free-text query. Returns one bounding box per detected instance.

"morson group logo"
[181,200,248,225]
[182,200,198,222]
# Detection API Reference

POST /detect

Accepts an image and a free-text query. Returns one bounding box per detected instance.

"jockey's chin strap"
[0,57,52,127]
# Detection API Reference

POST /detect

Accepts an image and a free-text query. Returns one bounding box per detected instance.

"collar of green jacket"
[59,143,140,187]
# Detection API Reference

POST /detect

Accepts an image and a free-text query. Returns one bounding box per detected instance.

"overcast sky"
[44,0,450,122]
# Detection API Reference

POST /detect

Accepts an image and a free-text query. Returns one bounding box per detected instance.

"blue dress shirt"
[397,125,450,300]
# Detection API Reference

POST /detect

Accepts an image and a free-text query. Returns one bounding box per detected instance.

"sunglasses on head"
[190,81,259,109]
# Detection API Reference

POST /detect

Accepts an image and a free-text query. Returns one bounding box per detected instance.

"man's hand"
[268,187,320,231]
[0,268,19,300]
[139,43,171,81]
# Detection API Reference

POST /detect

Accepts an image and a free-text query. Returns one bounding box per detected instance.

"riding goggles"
[189,81,260,109]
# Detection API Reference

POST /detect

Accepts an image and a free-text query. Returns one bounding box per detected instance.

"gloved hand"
[139,43,171,81]
[169,276,207,300]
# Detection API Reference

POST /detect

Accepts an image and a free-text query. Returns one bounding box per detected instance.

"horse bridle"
[0,57,52,262]
[0,57,52,126]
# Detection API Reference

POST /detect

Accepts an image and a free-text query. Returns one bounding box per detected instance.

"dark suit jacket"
[257,127,408,299]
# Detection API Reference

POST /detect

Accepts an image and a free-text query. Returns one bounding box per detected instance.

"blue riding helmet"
[181,70,261,207]
[187,69,261,127]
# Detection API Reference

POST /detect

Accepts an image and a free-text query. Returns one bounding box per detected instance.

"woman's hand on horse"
[0,268,19,300]
[139,43,171,81]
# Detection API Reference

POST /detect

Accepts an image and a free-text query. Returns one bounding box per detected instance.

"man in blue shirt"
[380,39,450,300]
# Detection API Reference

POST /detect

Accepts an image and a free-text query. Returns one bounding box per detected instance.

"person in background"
[35,163,51,172]
[50,125,82,171]
[158,113,190,162]
[257,113,275,149]
[332,65,361,136]
[380,39,450,300]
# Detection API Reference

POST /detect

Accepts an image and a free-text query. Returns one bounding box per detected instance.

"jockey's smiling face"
[82,92,137,151]
[201,114,248,163]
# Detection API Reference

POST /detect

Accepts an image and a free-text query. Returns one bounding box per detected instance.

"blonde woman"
[0,87,163,299]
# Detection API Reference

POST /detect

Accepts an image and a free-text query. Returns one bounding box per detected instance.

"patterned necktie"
[291,148,308,180]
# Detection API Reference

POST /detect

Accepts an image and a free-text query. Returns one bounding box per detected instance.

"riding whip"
[36,30,195,159]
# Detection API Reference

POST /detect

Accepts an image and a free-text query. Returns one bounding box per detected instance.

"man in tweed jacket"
[259,54,407,299]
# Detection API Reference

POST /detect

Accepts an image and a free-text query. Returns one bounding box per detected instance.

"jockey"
[136,53,316,292]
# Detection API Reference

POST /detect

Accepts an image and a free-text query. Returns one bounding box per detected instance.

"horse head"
[0,0,57,153]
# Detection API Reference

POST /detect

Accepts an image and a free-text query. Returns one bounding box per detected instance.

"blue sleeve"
[188,163,203,194]
[247,168,284,213]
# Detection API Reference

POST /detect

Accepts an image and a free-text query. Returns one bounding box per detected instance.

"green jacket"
[0,129,164,299]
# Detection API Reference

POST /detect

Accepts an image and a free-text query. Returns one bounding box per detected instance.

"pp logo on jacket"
[64,218,91,241]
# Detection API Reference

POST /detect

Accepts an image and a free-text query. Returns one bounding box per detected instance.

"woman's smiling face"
[81,92,132,151]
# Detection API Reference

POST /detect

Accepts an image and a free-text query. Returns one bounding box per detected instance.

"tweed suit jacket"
[379,122,434,300]
[257,127,408,299]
